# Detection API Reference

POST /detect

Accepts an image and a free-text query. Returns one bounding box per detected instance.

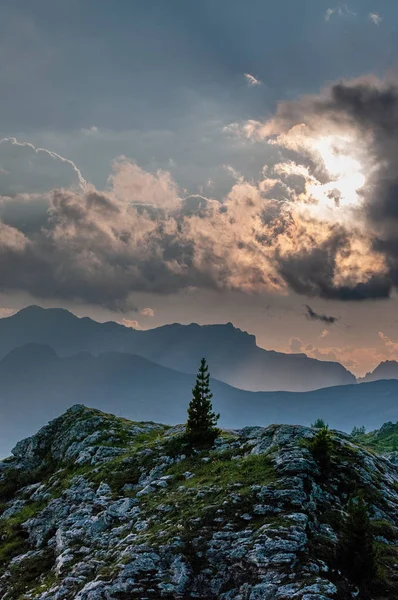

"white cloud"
[140,307,155,317]
[81,126,99,135]
[244,73,261,87]
[287,336,386,376]
[0,137,86,195]
[369,12,382,25]
[378,331,398,355]
[325,8,335,21]
[222,164,243,182]
[0,308,16,318]
[289,337,304,353]
[325,5,356,21]
[119,318,141,329]
[108,157,181,210]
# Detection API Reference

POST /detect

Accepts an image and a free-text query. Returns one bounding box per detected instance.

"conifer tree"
[186,358,219,446]
[339,494,377,593]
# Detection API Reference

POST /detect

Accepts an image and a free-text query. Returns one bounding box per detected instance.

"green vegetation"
[4,548,55,600]
[0,466,51,503]
[351,425,366,437]
[167,449,275,490]
[2,405,398,598]
[307,426,333,478]
[0,499,49,594]
[333,494,398,599]
[186,358,219,447]
[352,421,398,453]
[339,494,377,595]
[138,449,276,544]
[311,418,327,429]
[305,426,398,599]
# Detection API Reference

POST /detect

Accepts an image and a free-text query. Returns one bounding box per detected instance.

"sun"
[309,135,366,209]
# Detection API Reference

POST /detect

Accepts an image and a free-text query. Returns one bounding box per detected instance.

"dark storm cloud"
[0,133,388,309]
[250,77,398,302]
[314,82,398,296]
[5,75,398,309]
[305,305,337,324]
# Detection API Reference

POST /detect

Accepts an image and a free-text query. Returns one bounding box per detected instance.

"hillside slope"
[0,344,397,457]
[0,406,398,599]
[0,305,355,392]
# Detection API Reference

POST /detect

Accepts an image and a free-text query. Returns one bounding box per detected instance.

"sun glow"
[309,135,366,210]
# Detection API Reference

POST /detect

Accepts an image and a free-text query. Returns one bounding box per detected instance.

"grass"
[3,408,398,598]
[353,422,398,453]
[165,449,275,488]
[135,450,277,545]
[3,548,56,600]
[0,502,46,571]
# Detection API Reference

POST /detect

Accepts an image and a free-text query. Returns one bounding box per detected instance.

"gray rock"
[1,406,397,599]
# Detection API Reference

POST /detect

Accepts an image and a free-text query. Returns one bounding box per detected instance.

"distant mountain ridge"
[360,360,398,383]
[0,341,396,457]
[0,305,355,392]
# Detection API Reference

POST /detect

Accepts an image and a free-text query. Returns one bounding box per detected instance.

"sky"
[1,0,398,376]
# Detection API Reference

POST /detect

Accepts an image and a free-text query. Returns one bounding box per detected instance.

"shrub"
[308,426,333,477]
[351,425,366,437]
[311,418,327,429]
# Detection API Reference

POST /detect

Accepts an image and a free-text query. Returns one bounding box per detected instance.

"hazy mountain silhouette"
[359,361,398,383]
[0,306,355,392]
[0,342,396,457]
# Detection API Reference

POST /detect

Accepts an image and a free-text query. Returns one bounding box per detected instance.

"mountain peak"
[13,305,78,321]
[359,360,398,383]
[1,343,58,364]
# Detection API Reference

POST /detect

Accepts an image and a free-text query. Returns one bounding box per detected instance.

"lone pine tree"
[186,358,220,446]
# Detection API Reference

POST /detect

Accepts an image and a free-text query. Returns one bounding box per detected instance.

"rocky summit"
[1,407,398,599]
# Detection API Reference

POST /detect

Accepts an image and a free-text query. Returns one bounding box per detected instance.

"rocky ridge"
[0,406,398,599]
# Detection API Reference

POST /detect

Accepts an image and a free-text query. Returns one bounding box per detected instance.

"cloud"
[107,157,181,210]
[287,335,389,376]
[369,12,382,26]
[0,308,16,318]
[305,305,338,324]
[325,8,334,21]
[378,331,398,355]
[320,329,329,338]
[289,337,304,353]
[5,75,398,312]
[0,130,387,308]
[81,126,99,135]
[306,345,338,362]
[325,6,356,21]
[240,77,398,301]
[119,318,141,329]
[140,307,155,317]
[244,73,261,87]
[0,138,86,195]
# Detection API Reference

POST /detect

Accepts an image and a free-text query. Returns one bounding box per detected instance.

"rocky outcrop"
[0,406,398,599]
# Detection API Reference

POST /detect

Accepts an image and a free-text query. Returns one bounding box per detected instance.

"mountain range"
[359,360,398,383]
[0,339,398,457]
[0,305,397,457]
[0,305,355,392]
